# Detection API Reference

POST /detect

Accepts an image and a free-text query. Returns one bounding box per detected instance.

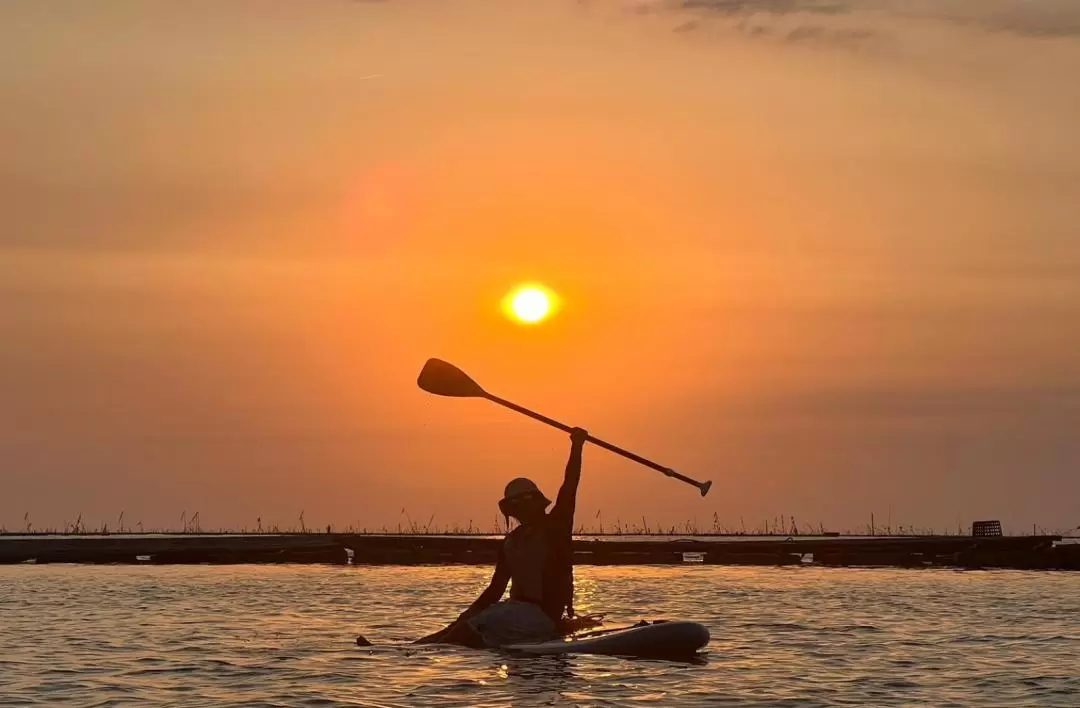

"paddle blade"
[417,359,487,398]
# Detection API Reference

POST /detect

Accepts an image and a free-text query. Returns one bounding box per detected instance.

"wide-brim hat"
[499,477,552,512]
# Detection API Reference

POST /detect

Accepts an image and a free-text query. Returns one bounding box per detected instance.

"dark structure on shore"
[1,534,1076,570]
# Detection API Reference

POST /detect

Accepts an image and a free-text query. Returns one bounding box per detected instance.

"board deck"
[502,620,709,659]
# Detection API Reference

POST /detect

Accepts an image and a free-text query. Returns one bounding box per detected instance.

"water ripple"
[1,565,1078,706]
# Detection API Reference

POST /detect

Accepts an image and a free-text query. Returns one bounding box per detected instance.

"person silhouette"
[414,427,588,647]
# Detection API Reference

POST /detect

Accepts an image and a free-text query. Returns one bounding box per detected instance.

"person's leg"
[414,617,485,647]
[413,623,452,644]
[437,619,486,648]
[472,601,558,646]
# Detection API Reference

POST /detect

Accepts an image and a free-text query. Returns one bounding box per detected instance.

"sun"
[513,289,549,322]
[503,284,557,325]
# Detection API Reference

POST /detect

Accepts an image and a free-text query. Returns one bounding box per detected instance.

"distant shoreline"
[2,531,1078,544]
[4,530,1076,540]
[2,532,1076,570]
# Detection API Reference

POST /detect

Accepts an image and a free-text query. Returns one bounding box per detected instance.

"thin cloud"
[887,0,1080,39]
[679,0,850,15]
[631,0,1080,40]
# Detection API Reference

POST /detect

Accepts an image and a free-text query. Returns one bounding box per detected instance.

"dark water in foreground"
[1,565,1078,707]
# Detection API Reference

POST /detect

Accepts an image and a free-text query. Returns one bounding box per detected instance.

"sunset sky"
[2,0,1079,534]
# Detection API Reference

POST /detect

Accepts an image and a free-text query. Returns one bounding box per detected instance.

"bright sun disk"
[506,285,554,324]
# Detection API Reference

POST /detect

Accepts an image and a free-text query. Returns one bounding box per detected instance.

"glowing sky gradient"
[2,0,1078,534]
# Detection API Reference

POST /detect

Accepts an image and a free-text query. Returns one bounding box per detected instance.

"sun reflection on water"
[1,564,1077,707]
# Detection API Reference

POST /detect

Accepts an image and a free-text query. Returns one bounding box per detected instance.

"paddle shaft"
[485,393,711,496]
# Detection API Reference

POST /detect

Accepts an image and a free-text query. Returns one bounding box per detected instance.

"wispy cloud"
[679,0,850,15]
[624,0,1080,41]
[888,0,1080,38]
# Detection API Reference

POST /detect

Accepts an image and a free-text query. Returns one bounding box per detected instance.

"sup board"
[502,620,709,659]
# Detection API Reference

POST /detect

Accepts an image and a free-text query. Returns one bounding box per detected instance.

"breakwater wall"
[1,534,1076,570]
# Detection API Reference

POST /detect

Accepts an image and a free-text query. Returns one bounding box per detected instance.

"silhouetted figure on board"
[412,427,588,648]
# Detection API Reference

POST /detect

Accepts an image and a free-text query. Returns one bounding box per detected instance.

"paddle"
[417,358,712,497]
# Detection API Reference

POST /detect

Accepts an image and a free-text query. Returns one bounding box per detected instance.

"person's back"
[501,497,575,621]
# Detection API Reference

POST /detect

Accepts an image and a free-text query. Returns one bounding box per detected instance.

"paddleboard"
[502,620,709,659]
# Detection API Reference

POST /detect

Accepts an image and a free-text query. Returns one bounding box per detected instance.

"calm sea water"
[1,565,1078,707]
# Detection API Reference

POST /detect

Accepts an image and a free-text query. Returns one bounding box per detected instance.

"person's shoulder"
[546,504,573,522]
[544,509,573,532]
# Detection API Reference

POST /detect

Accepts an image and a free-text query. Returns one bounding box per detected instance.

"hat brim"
[499,491,552,513]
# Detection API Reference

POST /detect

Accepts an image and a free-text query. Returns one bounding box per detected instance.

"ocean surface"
[1,565,1078,707]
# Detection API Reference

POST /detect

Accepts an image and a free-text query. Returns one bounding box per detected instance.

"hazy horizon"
[3,0,1079,535]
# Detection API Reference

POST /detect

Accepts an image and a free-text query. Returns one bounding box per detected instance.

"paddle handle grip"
[486,394,712,497]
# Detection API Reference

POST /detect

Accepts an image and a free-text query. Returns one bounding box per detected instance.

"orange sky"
[2,0,1079,534]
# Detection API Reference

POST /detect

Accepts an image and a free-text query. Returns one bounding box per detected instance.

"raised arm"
[550,427,588,526]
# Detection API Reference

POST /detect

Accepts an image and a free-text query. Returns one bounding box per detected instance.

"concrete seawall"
[2,534,1076,570]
